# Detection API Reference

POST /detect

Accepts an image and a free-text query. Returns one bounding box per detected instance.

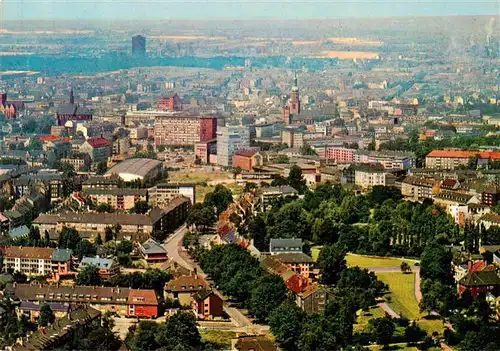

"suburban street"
[162,223,255,329]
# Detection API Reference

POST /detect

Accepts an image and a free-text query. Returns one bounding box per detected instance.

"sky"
[3,0,499,21]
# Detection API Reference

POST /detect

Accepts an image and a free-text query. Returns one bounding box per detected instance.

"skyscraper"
[132,35,146,57]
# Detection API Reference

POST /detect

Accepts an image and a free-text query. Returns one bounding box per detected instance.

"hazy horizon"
[3,0,499,21]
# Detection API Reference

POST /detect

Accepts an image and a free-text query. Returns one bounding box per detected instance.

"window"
[36,294,45,298]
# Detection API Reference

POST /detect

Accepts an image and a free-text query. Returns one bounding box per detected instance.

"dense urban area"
[0,12,499,351]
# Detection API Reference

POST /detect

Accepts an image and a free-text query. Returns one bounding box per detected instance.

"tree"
[155,311,201,350]
[231,167,242,179]
[74,314,121,351]
[131,200,150,214]
[317,243,346,285]
[248,275,288,322]
[368,317,395,348]
[187,203,217,232]
[420,243,454,284]
[58,227,81,250]
[204,184,233,216]
[287,165,307,194]
[95,203,113,213]
[76,264,102,286]
[400,262,411,274]
[28,226,41,246]
[243,182,258,193]
[247,214,268,251]
[336,267,387,311]
[96,161,108,175]
[127,321,161,351]
[38,303,55,327]
[94,233,103,246]
[368,186,402,206]
[300,144,317,156]
[269,302,306,351]
[117,240,133,254]
[104,226,114,242]
[74,239,96,260]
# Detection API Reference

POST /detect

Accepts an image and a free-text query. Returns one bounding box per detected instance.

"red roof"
[285,274,309,294]
[234,149,257,158]
[441,179,458,188]
[427,150,500,159]
[127,289,158,305]
[38,135,70,143]
[86,137,111,148]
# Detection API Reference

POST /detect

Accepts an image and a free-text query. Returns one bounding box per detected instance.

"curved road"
[162,225,254,329]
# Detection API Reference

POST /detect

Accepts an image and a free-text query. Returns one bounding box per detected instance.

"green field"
[347,255,419,269]
[200,330,237,349]
[355,306,386,332]
[376,272,420,320]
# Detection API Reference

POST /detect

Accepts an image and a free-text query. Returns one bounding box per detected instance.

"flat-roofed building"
[149,183,196,206]
[83,188,147,210]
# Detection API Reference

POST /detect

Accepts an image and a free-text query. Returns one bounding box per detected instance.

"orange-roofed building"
[127,289,159,318]
[232,149,263,171]
[425,149,500,170]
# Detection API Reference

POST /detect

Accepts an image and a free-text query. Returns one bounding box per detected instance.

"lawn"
[200,330,236,349]
[355,306,386,332]
[376,272,420,320]
[347,254,419,269]
[168,170,232,183]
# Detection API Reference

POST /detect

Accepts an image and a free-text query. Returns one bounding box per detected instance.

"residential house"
[259,185,298,210]
[353,164,395,190]
[273,252,315,280]
[269,238,303,255]
[7,225,30,241]
[79,256,120,280]
[480,213,500,230]
[13,306,101,351]
[401,176,436,201]
[164,274,209,306]
[60,153,91,171]
[138,238,168,264]
[192,288,224,320]
[13,284,159,318]
[79,138,112,163]
[296,284,330,314]
[482,185,500,207]
[18,301,70,322]
[458,270,500,297]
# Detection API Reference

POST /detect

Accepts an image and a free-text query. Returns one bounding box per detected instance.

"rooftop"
[105,158,163,178]
[164,274,208,293]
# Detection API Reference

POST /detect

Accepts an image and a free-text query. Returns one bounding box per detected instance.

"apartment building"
[425,150,500,170]
[83,188,147,210]
[1,246,72,277]
[13,284,159,318]
[79,138,112,163]
[148,183,196,206]
[154,114,217,146]
[216,126,250,167]
[401,176,436,201]
[353,164,395,190]
[33,197,190,242]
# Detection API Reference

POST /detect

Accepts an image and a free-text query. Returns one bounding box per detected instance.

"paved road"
[163,224,253,328]
[377,302,401,319]
[163,224,192,270]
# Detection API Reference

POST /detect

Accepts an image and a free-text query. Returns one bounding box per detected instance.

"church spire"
[69,88,74,105]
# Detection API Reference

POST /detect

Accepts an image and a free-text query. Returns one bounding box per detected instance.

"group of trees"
[187,184,233,232]
[126,311,215,351]
[270,165,307,194]
[245,183,458,258]
[197,244,286,322]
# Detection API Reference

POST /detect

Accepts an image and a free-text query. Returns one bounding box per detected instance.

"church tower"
[289,71,300,115]
[69,89,75,105]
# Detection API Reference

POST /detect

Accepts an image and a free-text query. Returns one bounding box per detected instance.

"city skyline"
[3,0,499,21]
